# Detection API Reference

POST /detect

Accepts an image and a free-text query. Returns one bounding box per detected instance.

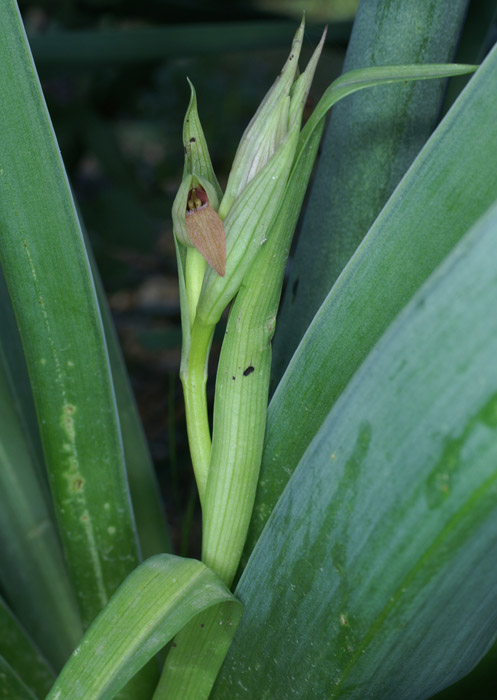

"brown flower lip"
[185,188,226,277]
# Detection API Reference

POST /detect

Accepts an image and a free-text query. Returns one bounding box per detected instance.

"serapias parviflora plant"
[170,19,477,591]
[42,18,479,700]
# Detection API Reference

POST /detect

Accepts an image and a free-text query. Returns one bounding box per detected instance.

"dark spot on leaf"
[243,366,254,376]
[232,376,236,380]
[200,623,205,628]
[73,478,84,491]
[190,137,196,143]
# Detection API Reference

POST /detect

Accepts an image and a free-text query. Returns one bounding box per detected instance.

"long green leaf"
[0,596,54,699]
[271,0,470,386]
[0,355,83,669]
[245,41,497,559]
[213,197,497,700]
[0,0,139,628]
[46,555,242,700]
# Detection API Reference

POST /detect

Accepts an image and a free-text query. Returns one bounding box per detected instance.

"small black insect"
[243,366,255,376]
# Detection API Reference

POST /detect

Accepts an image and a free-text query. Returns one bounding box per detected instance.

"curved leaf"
[46,555,241,700]
[245,41,497,559]
[212,198,497,700]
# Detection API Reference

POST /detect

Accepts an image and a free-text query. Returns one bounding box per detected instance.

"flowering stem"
[180,318,215,505]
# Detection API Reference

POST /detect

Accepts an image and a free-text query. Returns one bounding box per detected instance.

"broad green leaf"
[213,198,497,700]
[0,596,54,698]
[46,555,242,700]
[245,41,497,559]
[0,0,139,628]
[271,0,470,386]
[0,353,83,669]
[27,22,348,66]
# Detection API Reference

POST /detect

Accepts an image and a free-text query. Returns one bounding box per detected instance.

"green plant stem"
[200,123,320,587]
[201,287,274,587]
[164,136,323,689]
[180,319,215,504]
[152,603,240,700]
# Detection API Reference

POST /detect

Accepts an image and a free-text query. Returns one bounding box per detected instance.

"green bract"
[172,20,325,330]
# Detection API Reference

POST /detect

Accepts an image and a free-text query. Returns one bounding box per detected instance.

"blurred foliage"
[253,0,359,21]
[18,0,350,554]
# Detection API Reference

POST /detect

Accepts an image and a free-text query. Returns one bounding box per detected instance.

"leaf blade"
[0,0,140,627]
[46,555,242,700]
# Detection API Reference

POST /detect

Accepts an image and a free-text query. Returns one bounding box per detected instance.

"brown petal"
[185,190,226,276]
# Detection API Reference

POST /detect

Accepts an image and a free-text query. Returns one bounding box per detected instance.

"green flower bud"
[218,20,304,220]
[197,22,326,327]
[172,19,326,331]
[171,85,226,326]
